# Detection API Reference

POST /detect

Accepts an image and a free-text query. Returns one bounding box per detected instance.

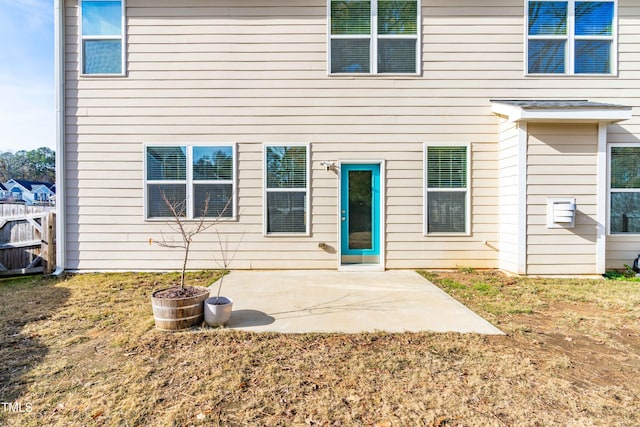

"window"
[609,145,640,234]
[527,1,616,75]
[81,0,125,75]
[264,144,310,234]
[425,144,470,234]
[145,145,235,219]
[329,0,419,74]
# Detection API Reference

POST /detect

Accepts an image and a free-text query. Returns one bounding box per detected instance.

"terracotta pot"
[151,286,209,331]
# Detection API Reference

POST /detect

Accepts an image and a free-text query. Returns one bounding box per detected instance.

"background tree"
[0,147,55,183]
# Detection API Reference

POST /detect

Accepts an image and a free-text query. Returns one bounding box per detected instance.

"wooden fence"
[0,204,56,276]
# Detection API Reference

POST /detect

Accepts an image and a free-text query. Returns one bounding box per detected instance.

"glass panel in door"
[348,170,373,250]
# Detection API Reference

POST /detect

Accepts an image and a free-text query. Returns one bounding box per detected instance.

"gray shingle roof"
[490,99,631,110]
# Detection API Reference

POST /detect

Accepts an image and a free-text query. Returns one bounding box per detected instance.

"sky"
[0,0,55,153]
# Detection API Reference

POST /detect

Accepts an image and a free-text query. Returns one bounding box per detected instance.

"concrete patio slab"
[209,270,503,334]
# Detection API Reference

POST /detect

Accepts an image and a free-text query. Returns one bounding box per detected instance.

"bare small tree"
[211,227,243,303]
[152,191,230,289]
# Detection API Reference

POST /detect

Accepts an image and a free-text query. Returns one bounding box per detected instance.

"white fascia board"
[491,103,632,123]
[491,102,520,120]
[517,108,632,122]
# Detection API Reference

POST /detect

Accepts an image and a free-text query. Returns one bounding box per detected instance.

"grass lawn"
[0,270,639,426]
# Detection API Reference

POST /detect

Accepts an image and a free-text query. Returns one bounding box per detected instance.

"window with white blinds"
[609,145,640,234]
[264,144,310,234]
[527,0,616,75]
[329,0,419,74]
[425,144,470,234]
[145,145,235,219]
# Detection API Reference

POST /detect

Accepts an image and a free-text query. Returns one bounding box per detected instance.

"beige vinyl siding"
[63,0,640,272]
[607,239,640,270]
[526,124,599,275]
[497,118,520,273]
[606,0,640,268]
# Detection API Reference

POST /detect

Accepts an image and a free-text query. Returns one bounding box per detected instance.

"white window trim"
[524,0,618,76]
[607,142,640,235]
[144,143,237,221]
[423,142,471,236]
[263,143,311,236]
[327,0,421,76]
[79,0,127,77]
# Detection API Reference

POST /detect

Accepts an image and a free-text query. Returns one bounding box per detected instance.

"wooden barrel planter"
[151,286,210,331]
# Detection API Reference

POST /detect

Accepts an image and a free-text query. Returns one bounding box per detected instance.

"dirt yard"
[0,270,638,426]
[423,271,640,415]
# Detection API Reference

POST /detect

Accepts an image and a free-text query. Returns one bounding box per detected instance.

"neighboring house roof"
[32,184,53,193]
[491,100,632,110]
[2,180,56,205]
[4,179,55,199]
[13,179,54,190]
[0,183,7,191]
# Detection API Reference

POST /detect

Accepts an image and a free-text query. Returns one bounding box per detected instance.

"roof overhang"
[491,99,632,123]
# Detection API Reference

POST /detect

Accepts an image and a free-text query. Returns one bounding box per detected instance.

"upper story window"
[80,0,125,75]
[329,0,420,75]
[527,1,616,75]
[609,145,640,234]
[424,144,470,235]
[145,145,235,220]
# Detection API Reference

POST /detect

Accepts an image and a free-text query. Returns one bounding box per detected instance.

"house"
[32,184,55,204]
[0,183,11,202]
[54,0,639,275]
[3,179,55,206]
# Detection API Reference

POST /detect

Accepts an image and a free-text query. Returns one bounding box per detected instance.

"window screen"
[426,145,469,234]
[330,0,418,74]
[527,1,615,75]
[81,0,124,75]
[265,145,309,234]
[146,145,234,219]
[610,146,640,233]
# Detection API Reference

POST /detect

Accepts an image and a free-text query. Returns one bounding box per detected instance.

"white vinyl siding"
[424,143,470,235]
[80,0,126,75]
[145,144,235,220]
[264,144,311,235]
[497,119,522,273]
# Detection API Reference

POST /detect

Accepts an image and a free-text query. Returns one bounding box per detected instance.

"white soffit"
[491,99,632,123]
